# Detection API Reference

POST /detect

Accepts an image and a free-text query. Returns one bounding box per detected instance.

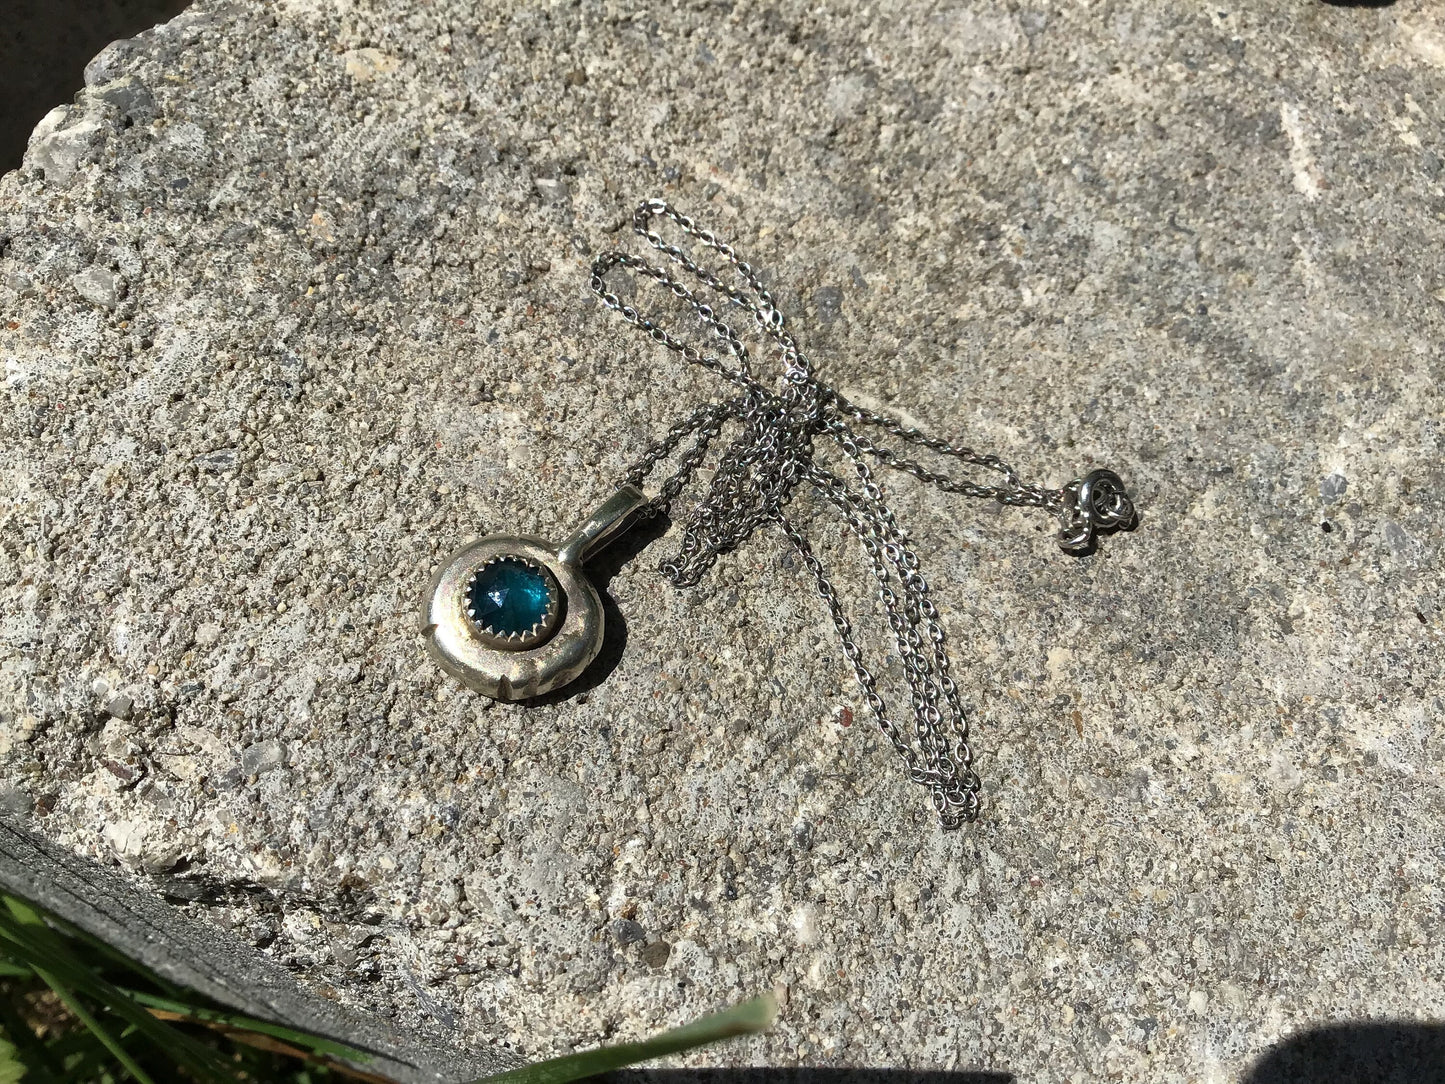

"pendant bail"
[556,484,649,566]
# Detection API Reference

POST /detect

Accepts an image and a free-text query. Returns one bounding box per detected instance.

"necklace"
[421,200,1136,828]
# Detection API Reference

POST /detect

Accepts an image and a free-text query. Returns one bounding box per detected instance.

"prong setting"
[463,555,562,650]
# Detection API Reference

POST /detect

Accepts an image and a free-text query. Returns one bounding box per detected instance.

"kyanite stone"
[467,558,554,637]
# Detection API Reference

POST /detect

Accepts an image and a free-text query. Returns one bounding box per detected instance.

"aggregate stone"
[608,918,647,946]
[240,738,287,776]
[102,692,134,720]
[91,76,159,127]
[72,265,124,309]
[2,2,1444,1081]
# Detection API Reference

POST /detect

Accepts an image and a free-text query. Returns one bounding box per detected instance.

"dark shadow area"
[0,0,191,174]
[1243,1021,1445,1084]
[1320,0,1396,7]
[527,510,673,705]
[605,1072,1011,1084]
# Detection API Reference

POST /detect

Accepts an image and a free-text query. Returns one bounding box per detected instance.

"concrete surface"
[2,1,1443,1081]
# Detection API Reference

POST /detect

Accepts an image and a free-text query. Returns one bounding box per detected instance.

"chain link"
[589,199,1133,827]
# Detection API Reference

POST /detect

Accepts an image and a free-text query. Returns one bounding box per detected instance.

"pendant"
[421,485,649,700]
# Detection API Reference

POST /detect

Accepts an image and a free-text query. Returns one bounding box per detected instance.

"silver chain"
[589,199,1135,828]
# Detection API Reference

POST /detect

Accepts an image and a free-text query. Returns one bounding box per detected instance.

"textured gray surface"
[1,1,1443,1081]
[0,815,512,1082]
[0,0,191,174]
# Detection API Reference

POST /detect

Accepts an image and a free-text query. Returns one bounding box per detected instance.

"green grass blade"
[0,901,47,933]
[29,967,156,1084]
[43,1024,129,1081]
[14,914,186,1004]
[0,902,239,1083]
[120,989,374,1063]
[466,994,777,1084]
[1,892,371,1070]
[0,896,191,1009]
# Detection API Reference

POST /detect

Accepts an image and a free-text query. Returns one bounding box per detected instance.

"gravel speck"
[102,694,133,720]
[72,266,123,309]
[607,919,646,946]
[240,740,285,776]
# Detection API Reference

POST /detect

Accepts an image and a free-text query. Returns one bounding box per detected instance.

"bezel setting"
[463,554,562,651]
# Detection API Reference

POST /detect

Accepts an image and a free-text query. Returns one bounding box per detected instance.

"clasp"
[1058,469,1137,553]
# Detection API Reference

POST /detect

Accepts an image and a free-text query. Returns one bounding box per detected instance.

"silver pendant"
[421,485,649,700]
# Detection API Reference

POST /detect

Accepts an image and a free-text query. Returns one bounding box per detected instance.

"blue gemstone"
[467,558,554,637]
